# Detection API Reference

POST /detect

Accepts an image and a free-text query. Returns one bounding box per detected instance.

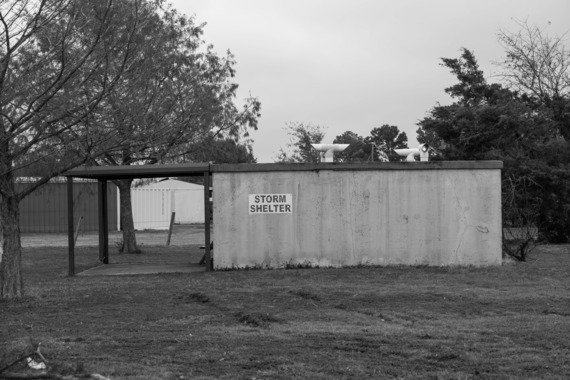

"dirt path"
[21,224,210,247]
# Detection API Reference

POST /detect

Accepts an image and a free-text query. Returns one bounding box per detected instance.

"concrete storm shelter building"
[66,161,502,274]
[212,161,502,268]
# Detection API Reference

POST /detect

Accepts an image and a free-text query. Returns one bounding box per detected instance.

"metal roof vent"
[394,144,430,162]
[311,144,349,163]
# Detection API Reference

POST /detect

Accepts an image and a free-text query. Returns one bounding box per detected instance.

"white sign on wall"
[249,194,292,214]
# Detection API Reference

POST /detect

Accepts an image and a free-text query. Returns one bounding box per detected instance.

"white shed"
[126,179,205,230]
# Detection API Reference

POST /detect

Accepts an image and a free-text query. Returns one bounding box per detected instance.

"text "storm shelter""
[249,194,293,214]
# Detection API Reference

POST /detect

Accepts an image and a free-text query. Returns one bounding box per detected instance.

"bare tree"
[496,19,570,102]
[502,174,541,261]
[87,5,260,253]
[0,0,162,299]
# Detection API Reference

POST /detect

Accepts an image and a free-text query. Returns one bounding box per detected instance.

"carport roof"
[65,163,210,180]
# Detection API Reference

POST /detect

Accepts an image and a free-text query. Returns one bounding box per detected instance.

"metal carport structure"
[64,163,212,275]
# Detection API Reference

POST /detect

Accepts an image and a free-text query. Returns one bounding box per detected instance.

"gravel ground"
[21,224,210,248]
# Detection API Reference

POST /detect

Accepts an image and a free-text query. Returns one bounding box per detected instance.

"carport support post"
[204,170,212,271]
[98,179,109,264]
[67,176,75,276]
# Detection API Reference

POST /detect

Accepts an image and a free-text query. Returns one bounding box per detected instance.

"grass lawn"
[1,244,569,379]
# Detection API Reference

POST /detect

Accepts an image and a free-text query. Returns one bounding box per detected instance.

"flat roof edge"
[211,161,503,172]
[65,163,210,179]
[64,161,503,178]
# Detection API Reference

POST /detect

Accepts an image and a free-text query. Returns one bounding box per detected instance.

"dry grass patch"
[1,244,569,379]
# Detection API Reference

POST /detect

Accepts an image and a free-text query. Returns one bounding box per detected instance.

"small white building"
[126,179,205,230]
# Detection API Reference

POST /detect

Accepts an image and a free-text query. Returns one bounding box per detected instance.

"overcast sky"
[169,0,570,163]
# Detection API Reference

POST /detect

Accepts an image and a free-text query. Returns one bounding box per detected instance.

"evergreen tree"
[417,48,570,246]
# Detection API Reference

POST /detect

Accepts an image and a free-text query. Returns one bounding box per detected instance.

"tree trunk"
[0,188,23,299]
[115,179,140,253]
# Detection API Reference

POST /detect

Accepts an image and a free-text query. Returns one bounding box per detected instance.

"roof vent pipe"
[394,144,430,162]
[311,144,349,163]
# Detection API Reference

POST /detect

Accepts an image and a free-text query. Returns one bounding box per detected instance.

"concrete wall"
[212,162,502,269]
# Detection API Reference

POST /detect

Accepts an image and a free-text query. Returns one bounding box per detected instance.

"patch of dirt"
[289,289,322,302]
[179,292,210,303]
[234,311,283,328]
